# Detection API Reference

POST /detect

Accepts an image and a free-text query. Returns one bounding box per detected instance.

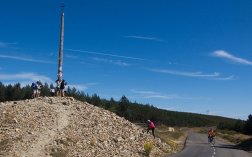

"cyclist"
[208,128,216,143]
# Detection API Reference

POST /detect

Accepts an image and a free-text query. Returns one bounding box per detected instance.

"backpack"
[31,83,37,89]
[149,121,155,129]
[60,80,67,89]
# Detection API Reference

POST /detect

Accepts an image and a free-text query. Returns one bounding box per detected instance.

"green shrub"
[144,141,154,156]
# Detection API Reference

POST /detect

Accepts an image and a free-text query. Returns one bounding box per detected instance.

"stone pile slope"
[0,97,172,157]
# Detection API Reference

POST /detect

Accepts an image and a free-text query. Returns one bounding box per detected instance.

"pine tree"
[245,114,252,135]
[91,94,101,106]
[118,95,129,117]
[0,82,5,102]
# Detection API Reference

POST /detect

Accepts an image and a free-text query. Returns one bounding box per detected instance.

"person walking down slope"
[147,120,155,138]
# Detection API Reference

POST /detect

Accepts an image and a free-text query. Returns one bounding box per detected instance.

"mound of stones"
[0,97,172,157]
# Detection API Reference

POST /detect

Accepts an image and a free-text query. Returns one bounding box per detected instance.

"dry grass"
[155,125,187,152]
[207,129,252,151]
[166,139,179,152]
[155,125,184,141]
[217,129,251,144]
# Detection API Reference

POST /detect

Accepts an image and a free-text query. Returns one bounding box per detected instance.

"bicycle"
[208,136,216,145]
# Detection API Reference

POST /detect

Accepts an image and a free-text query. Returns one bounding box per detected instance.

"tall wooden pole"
[58,5,64,81]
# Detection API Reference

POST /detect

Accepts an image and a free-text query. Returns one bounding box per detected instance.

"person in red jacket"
[147,120,155,138]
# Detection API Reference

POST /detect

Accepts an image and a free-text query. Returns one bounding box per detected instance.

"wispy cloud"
[149,68,235,80]
[124,35,164,42]
[159,106,177,111]
[212,50,252,65]
[0,41,16,48]
[131,89,177,99]
[150,69,219,77]
[0,54,54,64]
[68,83,98,91]
[68,84,88,91]
[131,89,210,101]
[92,57,131,67]
[66,49,146,61]
[0,73,53,84]
[65,54,79,59]
[211,75,236,80]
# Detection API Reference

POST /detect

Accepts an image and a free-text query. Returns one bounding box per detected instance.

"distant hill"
[119,100,239,127]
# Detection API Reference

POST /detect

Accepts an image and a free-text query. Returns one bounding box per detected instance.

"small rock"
[28,131,34,135]
[13,118,18,123]
[76,107,81,111]
[52,148,57,152]
[129,136,135,141]
[68,97,75,101]
[62,102,68,105]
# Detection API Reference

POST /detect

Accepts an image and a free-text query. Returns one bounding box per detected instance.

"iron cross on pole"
[57,4,64,82]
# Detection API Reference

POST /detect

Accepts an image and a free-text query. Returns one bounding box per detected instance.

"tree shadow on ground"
[236,138,252,152]
[214,138,252,152]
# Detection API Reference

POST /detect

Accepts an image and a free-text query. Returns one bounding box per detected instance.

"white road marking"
[212,145,216,157]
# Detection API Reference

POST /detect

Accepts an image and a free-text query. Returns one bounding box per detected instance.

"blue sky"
[0,0,252,120]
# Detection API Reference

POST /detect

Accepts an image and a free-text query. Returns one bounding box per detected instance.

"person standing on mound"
[147,120,155,138]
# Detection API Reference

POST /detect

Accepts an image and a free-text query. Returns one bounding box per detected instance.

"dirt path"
[18,106,70,157]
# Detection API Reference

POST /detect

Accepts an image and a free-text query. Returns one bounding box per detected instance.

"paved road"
[169,132,252,157]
